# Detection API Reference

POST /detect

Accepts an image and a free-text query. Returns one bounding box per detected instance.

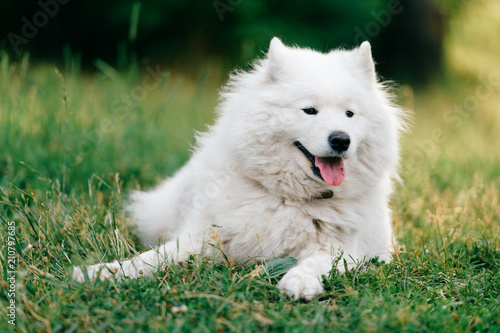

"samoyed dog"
[73,37,406,300]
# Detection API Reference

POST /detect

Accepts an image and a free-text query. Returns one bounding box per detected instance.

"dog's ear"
[354,41,377,84]
[266,37,287,82]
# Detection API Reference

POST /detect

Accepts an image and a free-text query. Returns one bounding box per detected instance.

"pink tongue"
[314,156,345,186]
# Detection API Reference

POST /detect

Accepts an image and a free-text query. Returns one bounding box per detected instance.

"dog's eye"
[302,107,318,115]
[346,110,354,118]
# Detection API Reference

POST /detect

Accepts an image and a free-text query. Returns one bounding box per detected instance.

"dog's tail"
[127,181,182,247]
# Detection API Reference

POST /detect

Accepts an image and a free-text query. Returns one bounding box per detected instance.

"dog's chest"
[212,196,351,262]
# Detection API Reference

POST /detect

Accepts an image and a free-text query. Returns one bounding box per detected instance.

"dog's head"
[216,38,406,199]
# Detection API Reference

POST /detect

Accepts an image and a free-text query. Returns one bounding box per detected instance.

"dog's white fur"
[73,38,406,300]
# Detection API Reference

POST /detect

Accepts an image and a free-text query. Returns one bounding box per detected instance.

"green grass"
[0,50,499,332]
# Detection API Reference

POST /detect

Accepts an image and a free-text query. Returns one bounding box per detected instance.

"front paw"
[72,262,122,283]
[277,266,324,301]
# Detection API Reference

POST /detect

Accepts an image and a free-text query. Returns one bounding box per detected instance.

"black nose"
[329,131,350,153]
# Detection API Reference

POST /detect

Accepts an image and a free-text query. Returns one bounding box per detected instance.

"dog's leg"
[73,234,203,283]
[277,250,360,300]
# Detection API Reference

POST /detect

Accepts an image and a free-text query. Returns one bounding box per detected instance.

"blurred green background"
[1,0,462,84]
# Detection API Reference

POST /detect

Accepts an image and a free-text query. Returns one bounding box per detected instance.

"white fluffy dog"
[73,38,406,300]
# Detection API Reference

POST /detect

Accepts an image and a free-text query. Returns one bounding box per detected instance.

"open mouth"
[293,141,345,186]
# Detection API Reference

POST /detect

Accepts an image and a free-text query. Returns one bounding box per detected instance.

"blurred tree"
[0,0,454,84]
[377,0,445,84]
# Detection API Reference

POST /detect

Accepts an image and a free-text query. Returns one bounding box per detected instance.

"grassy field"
[1,20,500,333]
